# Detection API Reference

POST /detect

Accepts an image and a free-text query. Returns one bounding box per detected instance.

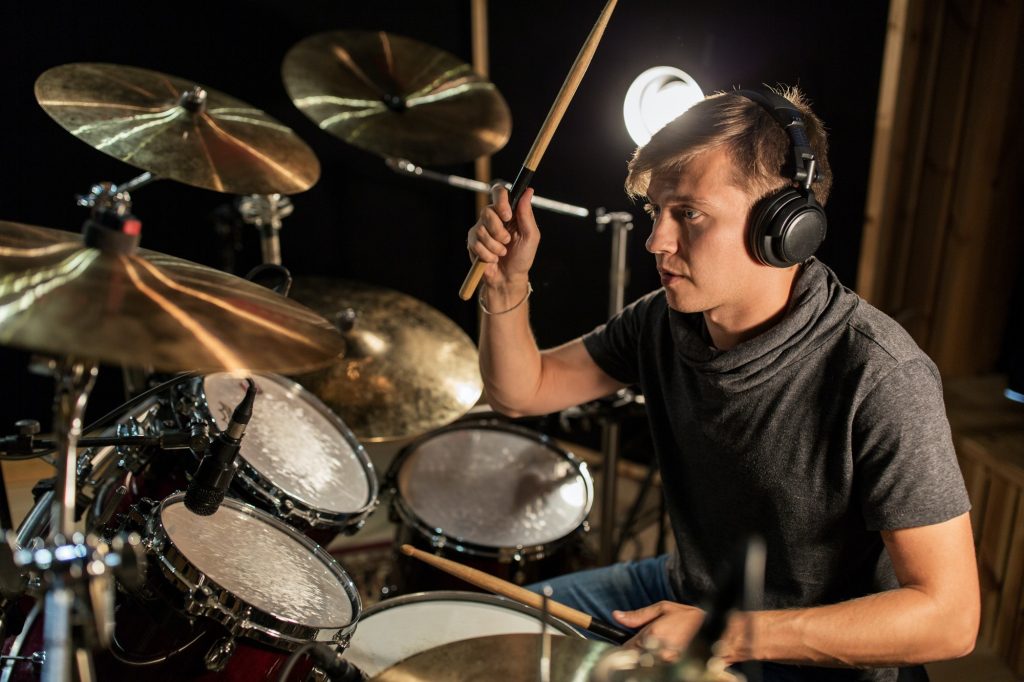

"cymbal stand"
[385,158,590,219]
[237,194,293,266]
[595,209,633,565]
[75,177,156,399]
[75,173,157,214]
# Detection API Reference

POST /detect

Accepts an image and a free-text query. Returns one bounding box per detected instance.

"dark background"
[0,1,889,431]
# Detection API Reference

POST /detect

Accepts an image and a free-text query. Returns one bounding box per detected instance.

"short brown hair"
[624,85,832,207]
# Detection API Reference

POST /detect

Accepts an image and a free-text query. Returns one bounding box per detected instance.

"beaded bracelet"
[479,282,533,315]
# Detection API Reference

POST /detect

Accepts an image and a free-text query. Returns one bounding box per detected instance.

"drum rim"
[200,371,380,528]
[147,492,362,650]
[387,419,594,558]
[358,590,583,638]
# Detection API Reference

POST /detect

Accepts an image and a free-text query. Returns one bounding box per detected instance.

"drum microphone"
[184,378,258,516]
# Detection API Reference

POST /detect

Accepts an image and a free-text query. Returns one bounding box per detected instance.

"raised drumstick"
[399,543,631,643]
[458,0,619,300]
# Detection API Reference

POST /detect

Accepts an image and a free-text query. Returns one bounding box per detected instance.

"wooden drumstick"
[458,0,619,300]
[399,544,631,643]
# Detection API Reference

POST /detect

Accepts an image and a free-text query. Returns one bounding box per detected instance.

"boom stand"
[595,209,633,565]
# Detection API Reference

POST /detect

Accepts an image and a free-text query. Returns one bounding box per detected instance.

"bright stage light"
[623,66,704,146]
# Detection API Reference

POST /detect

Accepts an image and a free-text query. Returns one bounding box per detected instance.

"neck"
[704,266,801,351]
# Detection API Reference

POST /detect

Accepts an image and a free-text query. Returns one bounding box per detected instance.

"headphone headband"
[734,89,817,189]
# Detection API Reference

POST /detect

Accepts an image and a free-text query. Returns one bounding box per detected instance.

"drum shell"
[0,603,318,682]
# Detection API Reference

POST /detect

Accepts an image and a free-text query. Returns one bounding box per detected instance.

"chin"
[663,289,705,314]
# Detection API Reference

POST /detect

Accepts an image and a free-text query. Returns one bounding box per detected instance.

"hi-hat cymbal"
[370,633,612,681]
[35,63,321,195]
[0,221,343,374]
[289,278,482,442]
[282,30,511,165]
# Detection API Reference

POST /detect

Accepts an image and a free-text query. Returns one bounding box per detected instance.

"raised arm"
[469,185,624,417]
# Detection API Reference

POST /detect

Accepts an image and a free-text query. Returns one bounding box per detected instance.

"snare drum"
[389,420,593,591]
[344,591,582,678]
[196,372,378,543]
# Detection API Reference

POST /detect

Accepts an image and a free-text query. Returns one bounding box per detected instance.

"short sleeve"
[581,291,661,386]
[853,358,970,530]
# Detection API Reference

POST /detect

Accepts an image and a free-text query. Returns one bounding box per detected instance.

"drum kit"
[0,21,742,682]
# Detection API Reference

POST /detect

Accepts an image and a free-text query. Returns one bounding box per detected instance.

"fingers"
[613,602,666,628]
[468,206,512,263]
[490,183,513,221]
[513,188,539,245]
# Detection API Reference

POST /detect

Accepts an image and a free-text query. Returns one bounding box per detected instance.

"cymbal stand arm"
[385,158,589,218]
[594,210,633,565]
[116,172,156,195]
[76,173,158,217]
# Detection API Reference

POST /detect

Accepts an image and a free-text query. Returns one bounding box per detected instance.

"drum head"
[345,591,580,677]
[160,496,354,628]
[203,372,371,513]
[396,425,590,548]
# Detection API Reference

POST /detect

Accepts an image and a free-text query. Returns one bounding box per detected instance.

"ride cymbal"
[0,221,343,374]
[289,278,482,442]
[35,63,321,195]
[282,30,511,165]
[369,634,612,681]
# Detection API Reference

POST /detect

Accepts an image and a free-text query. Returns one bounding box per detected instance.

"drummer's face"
[643,147,765,315]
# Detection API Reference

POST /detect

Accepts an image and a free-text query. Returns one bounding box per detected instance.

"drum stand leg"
[595,210,633,566]
[1,358,144,682]
[598,421,621,565]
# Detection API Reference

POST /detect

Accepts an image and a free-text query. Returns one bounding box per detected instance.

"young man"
[466,87,979,681]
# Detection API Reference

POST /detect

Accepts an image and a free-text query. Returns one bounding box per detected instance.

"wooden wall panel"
[857,0,1024,378]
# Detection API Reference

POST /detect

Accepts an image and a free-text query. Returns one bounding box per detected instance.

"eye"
[672,207,703,222]
[642,202,659,219]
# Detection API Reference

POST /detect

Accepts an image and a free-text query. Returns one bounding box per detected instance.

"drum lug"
[203,636,236,672]
[497,547,524,563]
[186,584,214,616]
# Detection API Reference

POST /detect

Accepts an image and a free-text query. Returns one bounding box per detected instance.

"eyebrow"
[647,193,715,208]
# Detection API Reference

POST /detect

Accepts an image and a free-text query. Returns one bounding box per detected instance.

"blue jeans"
[526,554,677,635]
[527,555,928,682]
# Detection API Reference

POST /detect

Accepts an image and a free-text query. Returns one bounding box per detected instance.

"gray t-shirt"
[583,258,969,681]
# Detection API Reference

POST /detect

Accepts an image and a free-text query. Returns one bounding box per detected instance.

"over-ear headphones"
[734,89,827,268]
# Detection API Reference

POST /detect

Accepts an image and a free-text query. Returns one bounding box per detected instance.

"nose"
[645,215,677,255]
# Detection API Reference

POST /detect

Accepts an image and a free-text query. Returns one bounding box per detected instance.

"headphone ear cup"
[748,189,827,267]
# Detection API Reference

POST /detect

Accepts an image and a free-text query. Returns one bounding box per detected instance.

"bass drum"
[388,420,594,592]
[344,591,582,678]
[192,372,379,545]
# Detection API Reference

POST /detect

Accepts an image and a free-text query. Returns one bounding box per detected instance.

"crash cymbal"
[289,278,482,442]
[0,221,343,374]
[35,63,320,195]
[282,30,511,165]
[370,633,612,681]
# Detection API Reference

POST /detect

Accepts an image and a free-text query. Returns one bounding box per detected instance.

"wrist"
[717,611,758,663]
[481,278,531,313]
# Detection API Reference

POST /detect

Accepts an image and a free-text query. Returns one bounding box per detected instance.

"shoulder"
[847,298,933,368]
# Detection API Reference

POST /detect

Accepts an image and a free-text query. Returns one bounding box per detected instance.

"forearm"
[720,587,977,668]
[478,278,545,416]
